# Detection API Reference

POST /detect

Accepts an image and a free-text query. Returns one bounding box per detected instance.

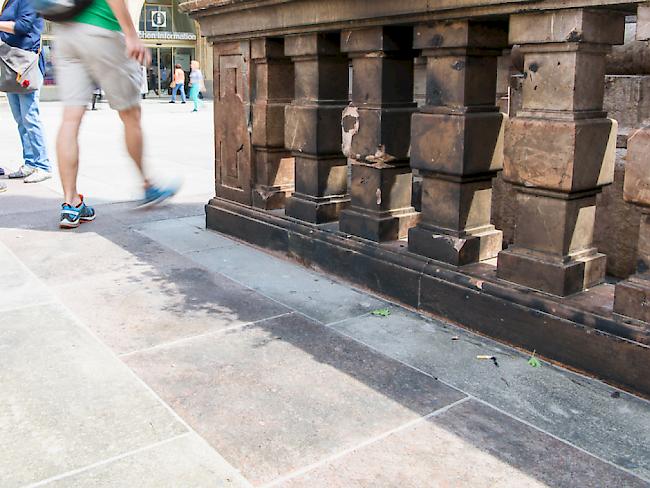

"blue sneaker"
[60,195,96,229]
[137,183,179,209]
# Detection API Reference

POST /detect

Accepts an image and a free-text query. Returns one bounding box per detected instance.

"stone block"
[346,106,415,161]
[253,149,294,188]
[293,155,348,197]
[419,176,495,233]
[340,163,419,241]
[411,111,505,176]
[285,32,342,57]
[340,206,420,242]
[594,150,641,278]
[292,58,349,102]
[285,104,346,155]
[604,75,650,130]
[520,50,606,112]
[504,117,617,193]
[425,55,498,107]
[285,192,350,224]
[414,21,508,50]
[347,162,414,212]
[491,172,517,246]
[408,223,502,265]
[512,190,598,257]
[497,245,607,296]
[341,25,413,54]
[509,9,625,46]
[606,41,650,75]
[251,37,285,60]
[350,57,414,106]
[254,62,294,102]
[252,103,286,147]
[614,275,650,324]
[624,127,650,206]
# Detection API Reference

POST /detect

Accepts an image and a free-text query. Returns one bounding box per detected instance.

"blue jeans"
[171,83,186,102]
[7,91,51,172]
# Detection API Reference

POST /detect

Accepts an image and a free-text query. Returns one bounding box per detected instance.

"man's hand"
[125,34,151,66]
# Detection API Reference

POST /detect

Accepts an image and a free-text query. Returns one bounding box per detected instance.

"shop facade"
[40,0,212,100]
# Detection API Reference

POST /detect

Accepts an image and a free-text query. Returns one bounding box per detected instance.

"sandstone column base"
[614,275,650,324]
[497,247,607,296]
[285,193,350,224]
[285,155,349,224]
[340,207,419,242]
[339,163,418,241]
[408,224,502,266]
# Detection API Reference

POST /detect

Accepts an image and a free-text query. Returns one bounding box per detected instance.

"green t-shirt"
[74,0,121,32]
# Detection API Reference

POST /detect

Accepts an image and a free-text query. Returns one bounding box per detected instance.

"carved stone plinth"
[614,128,650,326]
[251,38,295,210]
[284,33,350,224]
[497,8,625,296]
[338,26,419,241]
[408,20,507,265]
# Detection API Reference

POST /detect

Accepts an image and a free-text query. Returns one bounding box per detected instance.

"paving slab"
[137,217,237,254]
[284,399,646,488]
[185,243,386,324]
[330,308,650,481]
[123,312,466,485]
[0,241,54,312]
[0,228,291,355]
[45,433,251,488]
[0,302,186,487]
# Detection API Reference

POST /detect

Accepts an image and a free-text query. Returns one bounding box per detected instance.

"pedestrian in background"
[188,59,204,112]
[0,0,52,183]
[169,63,185,103]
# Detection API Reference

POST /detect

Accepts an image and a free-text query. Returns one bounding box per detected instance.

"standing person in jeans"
[169,63,185,104]
[0,0,52,183]
[53,0,179,229]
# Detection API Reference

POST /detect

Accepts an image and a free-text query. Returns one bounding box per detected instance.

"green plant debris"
[371,308,391,317]
[528,351,541,368]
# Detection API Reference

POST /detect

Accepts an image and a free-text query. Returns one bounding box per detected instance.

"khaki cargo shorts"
[53,22,141,111]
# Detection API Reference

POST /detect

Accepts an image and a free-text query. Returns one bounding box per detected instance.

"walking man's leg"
[180,83,186,103]
[56,105,96,228]
[57,106,86,207]
[118,105,149,187]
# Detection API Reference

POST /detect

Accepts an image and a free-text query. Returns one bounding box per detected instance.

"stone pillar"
[497,9,624,296]
[614,128,650,325]
[251,38,295,210]
[284,33,350,223]
[338,26,419,242]
[408,21,507,266]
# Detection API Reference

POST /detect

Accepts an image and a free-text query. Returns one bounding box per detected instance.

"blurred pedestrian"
[0,0,52,183]
[52,0,179,229]
[169,63,185,104]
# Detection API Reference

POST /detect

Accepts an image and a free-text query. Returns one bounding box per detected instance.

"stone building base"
[206,197,650,397]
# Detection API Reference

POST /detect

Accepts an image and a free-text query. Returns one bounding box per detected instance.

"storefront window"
[139,1,196,37]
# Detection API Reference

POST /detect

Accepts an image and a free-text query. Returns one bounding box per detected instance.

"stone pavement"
[1,100,650,487]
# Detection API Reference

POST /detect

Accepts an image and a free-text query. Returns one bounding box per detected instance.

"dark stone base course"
[206,198,650,397]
